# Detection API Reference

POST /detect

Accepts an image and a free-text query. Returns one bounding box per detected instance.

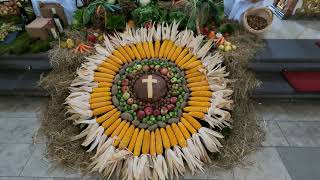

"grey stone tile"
[234,147,291,180]
[268,18,306,39]
[278,122,320,147]
[0,178,53,180]
[255,102,288,121]
[0,97,48,118]
[0,144,34,176]
[0,117,39,144]
[281,102,320,122]
[20,144,81,178]
[277,147,320,180]
[184,166,233,180]
[297,28,320,39]
[258,121,289,147]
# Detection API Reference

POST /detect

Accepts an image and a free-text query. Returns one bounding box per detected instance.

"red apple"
[153,109,160,116]
[121,86,129,93]
[161,106,168,115]
[144,106,153,116]
[160,68,168,75]
[121,79,129,86]
[127,98,134,105]
[170,97,177,104]
[87,34,97,43]
[137,110,146,119]
[167,104,175,111]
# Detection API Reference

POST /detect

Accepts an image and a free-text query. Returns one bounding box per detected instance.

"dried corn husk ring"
[66,21,233,179]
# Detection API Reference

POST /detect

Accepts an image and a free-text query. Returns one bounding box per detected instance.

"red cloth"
[283,71,320,92]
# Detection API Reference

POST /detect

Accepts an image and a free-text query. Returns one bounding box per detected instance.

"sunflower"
[66,21,233,179]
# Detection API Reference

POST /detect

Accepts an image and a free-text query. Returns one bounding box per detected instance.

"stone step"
[0,53,51,70]
[251,72,320,100]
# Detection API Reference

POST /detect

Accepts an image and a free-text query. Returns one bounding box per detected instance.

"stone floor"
[0,96,320,180]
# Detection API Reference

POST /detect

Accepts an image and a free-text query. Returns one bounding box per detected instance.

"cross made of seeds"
[142,75,158,99]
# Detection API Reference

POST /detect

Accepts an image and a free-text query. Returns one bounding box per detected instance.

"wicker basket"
[242,7,273,34]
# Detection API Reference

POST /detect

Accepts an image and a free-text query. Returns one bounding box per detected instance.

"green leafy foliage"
[106,14,126,30]
[71,9,85,30]
[82,0,121,25]
[0,32,51,55]
[132,4,166,26]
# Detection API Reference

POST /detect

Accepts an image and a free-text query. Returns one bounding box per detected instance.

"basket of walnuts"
[243,7,273,34]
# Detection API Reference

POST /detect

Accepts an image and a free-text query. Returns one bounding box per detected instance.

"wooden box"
[39,2,68,26]
[25,18,55,40]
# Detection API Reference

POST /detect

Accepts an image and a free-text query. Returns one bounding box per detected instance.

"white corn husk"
[165,148,185,179]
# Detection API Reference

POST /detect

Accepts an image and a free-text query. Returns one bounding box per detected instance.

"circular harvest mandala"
[66,22,233,179]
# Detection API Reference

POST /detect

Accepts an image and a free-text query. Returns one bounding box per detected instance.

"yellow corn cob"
[130,44,142,60]
[118,125,135,149]
[133,129,145,156]
[189,97,210,102]
[90,101,112,109]
[160,128,170,149]
[98,82,113,88]
[123,45,135,60]
[142,130,150,154]
[171,46,183,62]
[93,77,113,83]
[93,105,114,116]
[96,67,116,75]
[155,129,163,154]
[186,60,202,69]
[106,58,122,69]
[171,123,187,147]
[111,120,127,138]
[185,65,204,74]
[113,50,127,63]
[183,113,202,130]
[190,86,210,92]
[100,62,119,71]
[89,96,111,104]
[118,46,131,62]
[185,71,203,79]
[177,52,193,67]
[181,56,197,69]
[109,55,123,65]
[143,41,151,59]
[150,131,156,155]
[164,40,174,58]
[97,108,118,124]
[183,106,208,113]
[101,111,121,129]
[154,40,161,58]
[92,87,110,93]
[91,92,111,99]
[178,122,191,139]
[180,117,197,134]
[188,101,211,107]
[94,72,115,79]
[166,125,178,147]
[167,44,177,59]
[188,112,205,119]
[191,91,212,97]
[187,76,207,83]
[175,48,189,64]
[187,81,209,88]
[128,128,139,152]
[159,40,169,58]
[104,118,121,136]
[148,42,155,58]
[101,111,121,128]
[136,42,146,59]
[113,121,130,146]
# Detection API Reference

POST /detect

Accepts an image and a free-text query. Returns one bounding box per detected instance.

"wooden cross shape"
[142,75,158,98]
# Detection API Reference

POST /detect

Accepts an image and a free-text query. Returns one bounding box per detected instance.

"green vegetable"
[106,14,126,30]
